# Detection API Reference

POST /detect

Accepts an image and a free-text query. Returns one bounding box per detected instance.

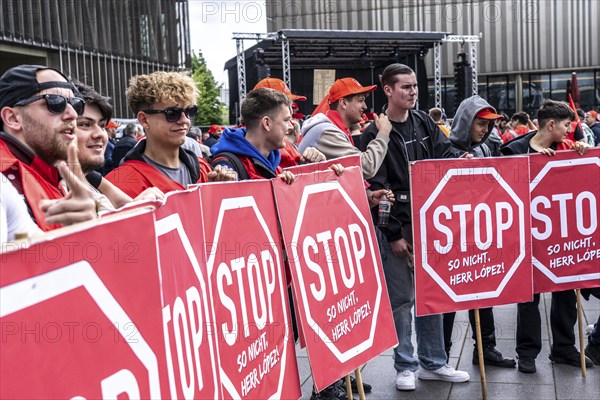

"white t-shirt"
[1,173,41,243]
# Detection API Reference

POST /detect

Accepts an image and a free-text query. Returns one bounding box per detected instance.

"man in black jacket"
[360,63,470,392]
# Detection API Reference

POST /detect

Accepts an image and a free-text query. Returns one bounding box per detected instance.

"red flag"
[311,93,331,116]
[568,93,583,141]
[571,72,581,109]
[568,93,580,121]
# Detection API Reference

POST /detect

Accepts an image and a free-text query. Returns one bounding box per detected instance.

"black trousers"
[444,307,496,354]
[516,290,577,359]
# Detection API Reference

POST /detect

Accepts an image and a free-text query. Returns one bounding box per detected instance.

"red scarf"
[325,110,353,145]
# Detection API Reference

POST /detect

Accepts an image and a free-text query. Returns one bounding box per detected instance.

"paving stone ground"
[297,293,600,400]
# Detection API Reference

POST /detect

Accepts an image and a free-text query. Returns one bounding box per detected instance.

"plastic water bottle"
[377,192,391,227]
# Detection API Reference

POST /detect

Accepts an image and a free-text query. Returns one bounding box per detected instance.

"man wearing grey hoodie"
[443,95,517,368]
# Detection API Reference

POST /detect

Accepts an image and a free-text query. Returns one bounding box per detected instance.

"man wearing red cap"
[203,124,223,148]
[299,77,392,179]
[585,110,600,145]
[443,95,517,368]
[101,120,119,174]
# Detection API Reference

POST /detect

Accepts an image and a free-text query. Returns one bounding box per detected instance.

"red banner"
[529,148,600,293]
[0,211,167,399]
[199,180,301,400]
[283,155,361,175]
[411,157,533,316]
[154,188,222,399]
[274,166,397,391]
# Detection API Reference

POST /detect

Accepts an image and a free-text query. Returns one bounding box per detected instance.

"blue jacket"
[211,127,281,174]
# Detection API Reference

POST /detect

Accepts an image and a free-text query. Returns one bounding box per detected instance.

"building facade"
[265,0,600,117]
[0,0,191,117]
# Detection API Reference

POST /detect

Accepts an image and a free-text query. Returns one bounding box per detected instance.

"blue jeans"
[378,231,447,372]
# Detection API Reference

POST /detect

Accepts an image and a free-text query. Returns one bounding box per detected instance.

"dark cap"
[0,65,76,110]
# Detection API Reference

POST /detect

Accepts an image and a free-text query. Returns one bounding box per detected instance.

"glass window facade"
[430,69,600,119]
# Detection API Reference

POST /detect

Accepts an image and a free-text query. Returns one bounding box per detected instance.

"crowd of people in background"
[1,63,599,400]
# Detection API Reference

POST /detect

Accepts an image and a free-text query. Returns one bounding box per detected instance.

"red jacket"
[106,158,212,198]
[0,137,63,231]
[211,152,282,180]
[105,139,212,197]
[240,156,282,179]
[279,140,302,169]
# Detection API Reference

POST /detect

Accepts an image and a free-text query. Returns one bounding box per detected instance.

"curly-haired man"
[106,71,235,197]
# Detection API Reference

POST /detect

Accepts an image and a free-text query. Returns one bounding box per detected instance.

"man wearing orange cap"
[254,77,327,167]
[254,77,308,102]
[444,95,517,369]
[299,77,392,179]
[585,110,600,145]
[102,120,119,174]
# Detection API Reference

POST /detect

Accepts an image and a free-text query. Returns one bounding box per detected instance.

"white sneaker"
[418,365,470,383]
[395,370,416,391]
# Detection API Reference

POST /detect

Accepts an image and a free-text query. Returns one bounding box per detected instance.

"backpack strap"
[210,151,249,180]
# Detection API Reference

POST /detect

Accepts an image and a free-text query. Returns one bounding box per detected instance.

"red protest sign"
[529,148,600,293]
[0,211,167,399]
[411,157,533,316]
[154,188,221,399]
[274,166,397,391]
[283,155,361,175]
[199,180,301,400]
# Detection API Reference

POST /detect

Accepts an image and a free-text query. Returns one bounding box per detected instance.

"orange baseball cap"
[476,108,503,120]
[254,78,307,101]
[587,110,599,120]
[328,78,377,104]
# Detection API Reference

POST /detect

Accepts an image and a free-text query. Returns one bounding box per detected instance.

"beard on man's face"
[21,109,72,165]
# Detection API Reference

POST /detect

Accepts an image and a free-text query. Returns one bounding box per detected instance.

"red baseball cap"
[328,78,377,104]
[587,110,599,120]
[476,108,503,120]
[208,124,223,134]
[106,120,120,129]
[254,78,307,101]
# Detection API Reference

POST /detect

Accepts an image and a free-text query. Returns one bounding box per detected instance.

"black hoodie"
[361,109,461,242]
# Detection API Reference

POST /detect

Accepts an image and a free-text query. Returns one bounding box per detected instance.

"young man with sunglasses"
[0,64,97,231]
[106,71,236,197]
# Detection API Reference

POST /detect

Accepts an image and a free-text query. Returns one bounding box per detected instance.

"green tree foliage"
[191,51,225,125]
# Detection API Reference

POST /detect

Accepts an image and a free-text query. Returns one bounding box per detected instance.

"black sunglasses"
[14,94,85,116]
[143,105,198,123]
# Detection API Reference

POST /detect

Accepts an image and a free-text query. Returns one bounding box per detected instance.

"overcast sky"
[188,0,267,86]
